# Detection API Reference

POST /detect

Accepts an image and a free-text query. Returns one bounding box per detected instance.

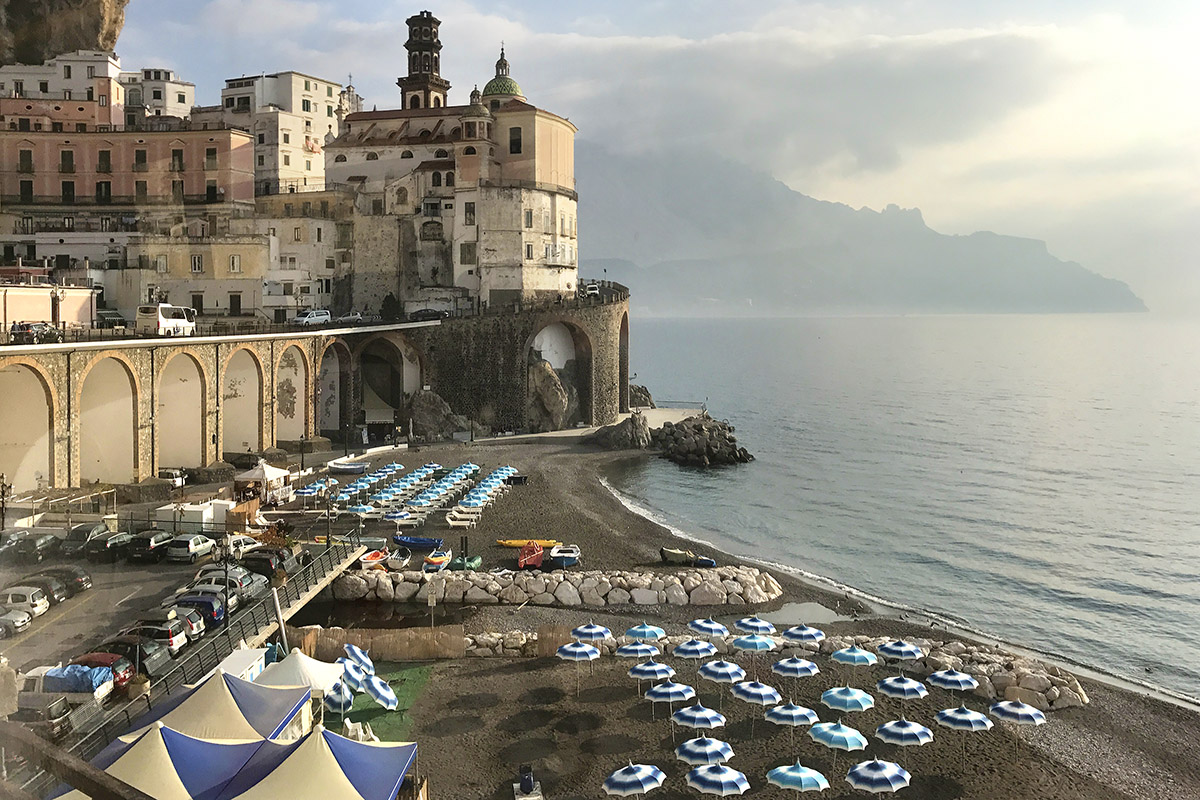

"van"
[121,619,189,656]
[293,309,331,326]
[135,303,196,337]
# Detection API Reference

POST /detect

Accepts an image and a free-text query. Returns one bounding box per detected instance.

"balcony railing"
[1,193,245,207]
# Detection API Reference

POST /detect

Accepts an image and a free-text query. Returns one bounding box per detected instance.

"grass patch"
[326,662,433,742]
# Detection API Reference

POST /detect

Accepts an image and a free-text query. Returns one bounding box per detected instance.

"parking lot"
[0,547,215,673]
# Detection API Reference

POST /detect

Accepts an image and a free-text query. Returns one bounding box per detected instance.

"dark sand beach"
[320,439,1200,800]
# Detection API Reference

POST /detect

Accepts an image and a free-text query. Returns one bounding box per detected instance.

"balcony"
[132,162,148,172]
[59,165,75,174]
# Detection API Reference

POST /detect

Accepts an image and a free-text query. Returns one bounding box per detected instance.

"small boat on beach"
[518,541,543,569]
[547,544,581,569]
[448,554,482,571]
[386,547,411,571]
[394,535,444,550]
[327,458,368,475]
[358,549,389,569]
[423,549,451,572]
[661,546,717,568]
[496,539,561,549]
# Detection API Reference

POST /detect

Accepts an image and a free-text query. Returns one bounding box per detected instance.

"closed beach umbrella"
[558,641,600,696]
[875,719,933,769]
[734,616,777,635]
[767,762,829,793]
[626,622,667,642]
[845,760,911,794]
[809,721,868,773]
[689,618,730,639]
[572,622,613,642]
[698,660,746,711]
[672,704,727,731]
[344,643,375,674]
[821,686,875,713]
[765,702,819,747]
[686,765,750,796]
[363,674,398,710]
[876,640,923,663]
[935,705,994,761]
[876,676,927,702]
[617,642,660,659]
[782,625,825,644]
[831,646,878,667]
[338,658,367,692]
[603,763,667,797]
[674,639,718,661]
[676,737,735,766]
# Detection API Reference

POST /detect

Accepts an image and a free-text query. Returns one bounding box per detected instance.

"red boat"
[518,541,543,569]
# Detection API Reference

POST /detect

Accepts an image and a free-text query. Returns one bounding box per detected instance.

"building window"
[316,227,322,242]
[225,97,235,108]
[62,216,74,231]
[60,150,74,173]
[191,254,204,273]
[293,226,302,241]
[170,149,184,171]
[464,202,475,226]
[134,149,147,170]
[305,160,312,171]
[283,154,290,166]
[151,89,162,100]
[445,172,454,186]
[423,201,440,217]
[284,203,293,215]
[325,258,335,271]
[99,95,107,106]
[544,244,551,259]
[18,150,33,173]
[135,180,148,202]
[431,172,441,187]
[421,220,443,240]
[75,122,86,132]
[304,80,311,91]
[460,242,477,264]
[258,155,265,166]
[155,255,168,273]
[63,65,72,79]
[525,243,533,260]
[561,213,566,234]
[205,147,217,170]
[282,132,290,144]
[509,127,522,154]
[400,150,413,159]
[229,254,242,273]
[333,154,346,162]
[524,209,533,229]
[39,80,49,93]
[95,181,111,203]
[97,150,111,172]
[302,99,311,112]
[434,149,449,159]
[366,152,378,161]
[372,198,384,214]
[258,133,265,144]
[327,105,333,117]
[87,66,95,78]
[61,181,75,203]
[19,180,33,203]
[206,180,218,202]
[178,92,186,104]
[463,145,476,155]
[52,121,64,133]
[172,180,184,202]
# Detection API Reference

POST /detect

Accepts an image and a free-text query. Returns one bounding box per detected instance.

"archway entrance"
[275,345,308,442]
[359,337,420,440]
[222,349,262,455]
[158,354,204,469]
[527,322,593,432]
[317,342,353,441]
[0,364,52,491]
[79,358,137,484]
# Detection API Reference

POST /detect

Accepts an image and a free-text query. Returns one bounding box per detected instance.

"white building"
[118,67,195,126]
[0,50,125,127]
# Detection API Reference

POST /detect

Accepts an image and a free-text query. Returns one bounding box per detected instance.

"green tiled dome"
[482,75,522,97]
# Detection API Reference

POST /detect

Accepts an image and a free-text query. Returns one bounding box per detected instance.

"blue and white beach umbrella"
[830,646,879,667]
[344,643,375,674]
[675,737,735,766]
[603,763,667,797]
[877,640,923,662]
[686,764,750,796]
[558,641,600,695]
[876,719,934,750]
[845,760,911,794]
[765,702,819,728]
[572,622,613,642]
[731,634,777,653]
[674,639,718,661]
[335,492,353,503]
[646,681,696,706]
[616,642,660,659]
[338,658,367,692]
[626,622,667,642]
[385,511,412,522]
[935,705,994,732]
[363,674,398,711]
[927,669,979,694]
[733,616,777,635]
[672,704,727,730]
[688,618,730,639]
[773,657,820,679]
[295,487,319,497]
[821,686,875,713]
[767,762,829,793]
[731,681,782,707]
[809,721,869,752]
[990,700,1047,726]
[347,504,374,514]
[323,681,353,715]
[629,660,676,683]
[782,625,825,644]
[698,660,747,685]
[876,676,927,701]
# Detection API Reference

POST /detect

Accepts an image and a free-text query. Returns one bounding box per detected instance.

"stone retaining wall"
[329,565,785,607]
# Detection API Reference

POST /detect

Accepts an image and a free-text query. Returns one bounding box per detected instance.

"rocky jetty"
[629,384,656,409]
[650,414,754,466]
[329,565,784,607]
[584,411,651,450]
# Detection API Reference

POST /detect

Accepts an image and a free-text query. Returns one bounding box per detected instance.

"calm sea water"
[606,315,1200,700]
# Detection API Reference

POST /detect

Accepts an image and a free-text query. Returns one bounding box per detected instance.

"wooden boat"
[547,544,581,569]
[496,539,561,549]
[448,554,482,571]
[327,458,368,475]
[393,535,444,550]
[358,549,389,569]
[661,546,698,565]
[517,541,543,569]
[386,547,412,571]
[423,548,451,572]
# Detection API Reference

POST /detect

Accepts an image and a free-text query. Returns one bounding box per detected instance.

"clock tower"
[396,10,451,109]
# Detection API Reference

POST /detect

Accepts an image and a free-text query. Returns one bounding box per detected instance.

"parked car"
[334,311,362,324]
[11,694,72,741]
[86,531,132,563]
[90,636,172,678]
[185,570,265,603]
[159,605,206,640]
[166,534,215,563]
[0,603,32,638]
[212,535,261,560]
[68,652,135,692]
[0,586,49,618]
[293,309,331,326]
[157,468,186,488]
[120,620,189,657]
[583,283,601,297]
[166,594,226,628]
[16,574,68,605]
[125,530,174,563]
[60,522,109,558]
[94,309,127,329]
[408,308,449,322]
[30,565,92,595]
[15,533,61,563]
[172,582,240,612]
[8,321,64,345]
[240,550,299,581]
[0,530,29,561]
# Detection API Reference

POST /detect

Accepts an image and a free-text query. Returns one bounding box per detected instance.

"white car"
[335,311,363,325]
[157,468,186,488]
[0,586,50,618]
[166,534,215,563]
[0,604,33,638]
[293,309,331,326]
[212,535,261,560]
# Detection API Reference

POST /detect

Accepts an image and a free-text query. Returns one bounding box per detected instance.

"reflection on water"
[290,600,474,629]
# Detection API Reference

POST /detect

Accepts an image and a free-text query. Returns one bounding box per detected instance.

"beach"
[320,438,1200,800]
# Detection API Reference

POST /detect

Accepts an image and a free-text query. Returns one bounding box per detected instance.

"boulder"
[629,384,656,409]
[581,587,606,606]
[726,593,745,605]
[743,585,769,604]
[498,584,529,604]
[405,389,466,441]
[531,592,557,605]
[464,586,498,604]
[332,574,368,601]
[584,411,652,450]
[1004,686,1050,711]
[554,581,582,606]
[1050,687,1083,709]
[689,581,728,606]
[392,580,421,603]
[527,359,570,432]
[665,584,690,605]
[1019,673,1053,693]
[442,579,468,604]
[415,580,445,604]
[630,587,658,605]
[373,575,394,602]
[606,587,632,605]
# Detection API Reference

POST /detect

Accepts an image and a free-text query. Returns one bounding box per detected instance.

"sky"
[119,1,1200,312]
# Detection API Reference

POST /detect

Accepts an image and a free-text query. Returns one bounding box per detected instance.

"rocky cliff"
[0,0,129,66]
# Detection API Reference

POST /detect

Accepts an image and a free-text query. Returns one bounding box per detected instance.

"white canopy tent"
[256,649,344,694]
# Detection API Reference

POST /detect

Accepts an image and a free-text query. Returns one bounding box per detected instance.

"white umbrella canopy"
[256,648,345,693]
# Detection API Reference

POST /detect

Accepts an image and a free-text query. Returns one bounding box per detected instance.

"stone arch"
[274,344,309,442]
[525,319,594,430]
[619,311,630,413]
[355,334,422,437]
[222,346,264,454]
[0,360,56,491]
[157,351,206,469]
[317,339,353,441]
[78,355,139,484]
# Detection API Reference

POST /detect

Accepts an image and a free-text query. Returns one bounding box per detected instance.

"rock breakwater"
[650,413,754,466]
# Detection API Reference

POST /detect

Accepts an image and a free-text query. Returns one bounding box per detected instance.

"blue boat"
[393,535,444,551]
[547,544,581,568]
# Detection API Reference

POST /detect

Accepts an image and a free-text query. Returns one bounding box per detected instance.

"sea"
[603,314,1200,702]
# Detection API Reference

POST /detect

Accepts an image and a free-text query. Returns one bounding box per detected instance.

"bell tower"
[396,10,452,109]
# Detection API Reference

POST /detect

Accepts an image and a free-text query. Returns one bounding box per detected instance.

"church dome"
[463,85,491,117]
[481,46,524,99]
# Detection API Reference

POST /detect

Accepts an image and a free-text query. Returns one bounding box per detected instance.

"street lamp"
[0,473,12,530]
[300,434,307,472]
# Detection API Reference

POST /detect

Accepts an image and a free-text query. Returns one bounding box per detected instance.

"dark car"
[86,531,132,563]
[8,321,64,345]
[15,533,61,563]
[125,530,173,563]
[31,565,92,595]
[169,594,225,628]
[11,694,72,741]
[69,652,134,692]
[0,530,29,561]
[240,550,298,580]
[60,523,110,558]
[15,574,68,605]
[408,307,450,322]
[90,636,172,678]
